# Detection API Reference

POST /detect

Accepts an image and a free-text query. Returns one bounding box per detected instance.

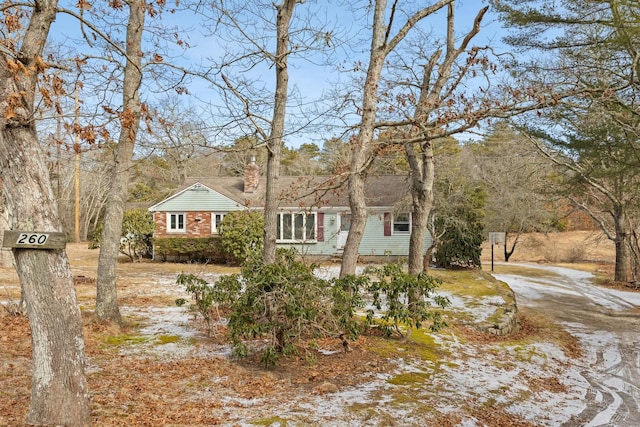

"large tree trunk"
[0,129,90,426]
[0,0,90,423]
[405,142,435,275]
[263,0,298,264]
[96,0,145,322]
[340,0,388,278]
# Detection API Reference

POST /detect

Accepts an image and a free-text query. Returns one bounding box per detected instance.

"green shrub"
[175,272,242,335]
[153,237,225,263]
[364,262,450,340]
[120,208,155,261]
[218,210,264,264]
[177,248,363,366]
[176,255,450,365]
[90,208,155,261]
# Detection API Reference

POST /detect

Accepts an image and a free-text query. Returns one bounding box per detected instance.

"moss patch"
[249,416,289,426]
[102,335,149,346]
[387,371,432,386]
[155,334,181,345]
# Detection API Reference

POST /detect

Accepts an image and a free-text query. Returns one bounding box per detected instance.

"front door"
[336,212,351,250]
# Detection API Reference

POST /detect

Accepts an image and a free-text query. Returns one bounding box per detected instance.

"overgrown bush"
[219,249,361,365]
[218,211,264,265]
[90,208,155,261]
[175,272,241,335]
[120,208,155,261]
[176,253,451,365]
[364,262,450,340]
[176,249,363,366]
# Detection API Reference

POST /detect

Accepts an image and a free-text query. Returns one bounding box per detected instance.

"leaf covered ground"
[0,233,620,426]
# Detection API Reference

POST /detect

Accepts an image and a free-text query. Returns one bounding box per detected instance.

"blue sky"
[46,1,507,150]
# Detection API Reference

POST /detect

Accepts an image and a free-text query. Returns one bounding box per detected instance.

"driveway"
[492,264,640,427]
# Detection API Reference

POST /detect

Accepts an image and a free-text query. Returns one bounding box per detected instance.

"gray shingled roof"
[180,174,411,209]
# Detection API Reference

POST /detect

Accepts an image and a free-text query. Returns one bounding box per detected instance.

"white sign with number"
[16,233,49,245]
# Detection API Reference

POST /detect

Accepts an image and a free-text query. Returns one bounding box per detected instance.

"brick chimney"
[243,157,259,193]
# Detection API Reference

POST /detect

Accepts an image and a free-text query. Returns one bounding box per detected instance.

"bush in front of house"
[153,236,226,263]
[176,251,451,366]
[90,208,155,261]
[218,210,264,265]
[120,208,155,261]
[177,248,364,366]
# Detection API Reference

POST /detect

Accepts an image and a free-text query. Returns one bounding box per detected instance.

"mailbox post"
[488,232,506,272]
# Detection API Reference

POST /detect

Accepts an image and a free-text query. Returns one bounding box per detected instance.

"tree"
[491,0,640,281]
[472,123,557,261]
[0,0,90,424]
[201,0,349,264]
[96,0,147,323]
[339,1,556,277]
[341,0,456,277]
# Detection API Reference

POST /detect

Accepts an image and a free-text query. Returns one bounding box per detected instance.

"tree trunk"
[613,210,629,282]
[0,0,90,423]
[96,0,145,322]
[262,0,298,265]
[406,142,435,275]
[340,0,388,278]
[0,129,90,425]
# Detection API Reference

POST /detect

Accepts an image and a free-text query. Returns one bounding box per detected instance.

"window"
[212,213,226,233]
[167,212,185,232]
[393,213,411,234]
[277,212,316,242]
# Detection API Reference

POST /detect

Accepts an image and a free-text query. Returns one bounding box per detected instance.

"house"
[148,160,433,261]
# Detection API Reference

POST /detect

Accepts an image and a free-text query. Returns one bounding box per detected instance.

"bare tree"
[341,1,562,276]
[95,0,147,323]
[0,0,90,423]
[201,0,340,263]
[473,123,556,261]
[341,0,477,277]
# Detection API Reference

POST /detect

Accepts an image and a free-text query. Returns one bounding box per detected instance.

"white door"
[336,212,351,250]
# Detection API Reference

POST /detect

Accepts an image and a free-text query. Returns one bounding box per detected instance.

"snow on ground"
[110,264,622,426]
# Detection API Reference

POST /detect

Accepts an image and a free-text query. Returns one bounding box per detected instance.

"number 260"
[17,233,48,245]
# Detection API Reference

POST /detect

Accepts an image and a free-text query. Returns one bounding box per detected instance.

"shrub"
[218,211,264,264]
[364,262,450,340]
[153,237,225,263]
[177,249,363,366]
[120,208,155,261]
[176,256,450,365]
[90,208,155,261]
[175,272,242,335]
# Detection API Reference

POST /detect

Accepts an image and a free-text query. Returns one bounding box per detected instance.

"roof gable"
[148,182,241,212]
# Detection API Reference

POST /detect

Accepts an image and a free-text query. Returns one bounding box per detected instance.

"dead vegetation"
[0,233,617,426]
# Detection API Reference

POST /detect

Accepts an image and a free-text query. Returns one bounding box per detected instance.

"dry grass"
[0,233,616,426]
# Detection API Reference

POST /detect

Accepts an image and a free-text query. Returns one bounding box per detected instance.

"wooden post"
[74,85,80,243]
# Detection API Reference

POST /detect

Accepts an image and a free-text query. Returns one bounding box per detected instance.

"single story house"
[148,160,433,260]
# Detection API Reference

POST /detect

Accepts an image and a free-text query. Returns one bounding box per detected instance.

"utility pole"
[74,84,80,243]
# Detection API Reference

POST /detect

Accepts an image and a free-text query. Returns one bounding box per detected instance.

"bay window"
[277,212,316,242]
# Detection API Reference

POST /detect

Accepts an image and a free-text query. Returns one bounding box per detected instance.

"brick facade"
[153,211,214,238]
